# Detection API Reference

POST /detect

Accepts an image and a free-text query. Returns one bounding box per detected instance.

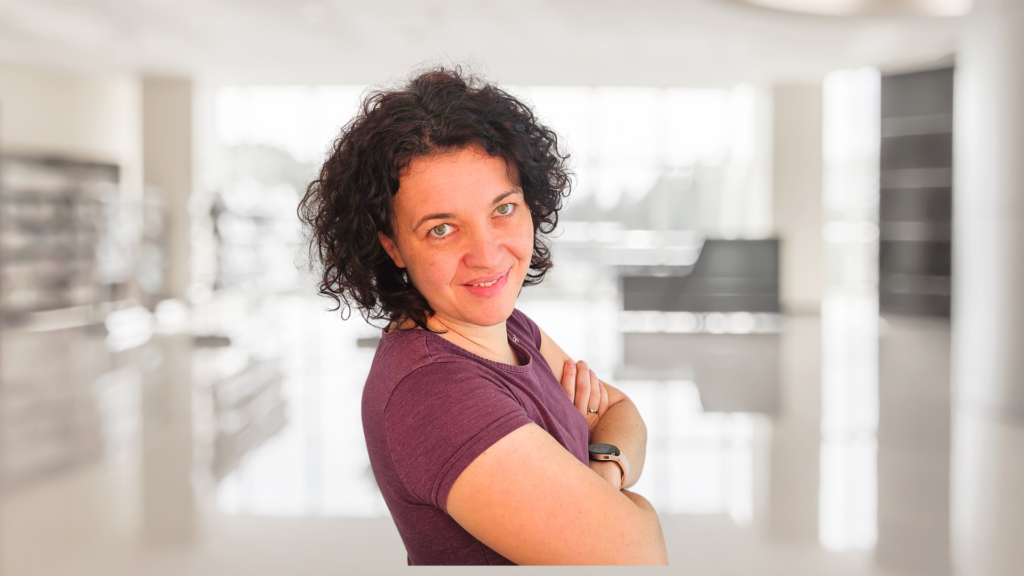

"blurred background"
[0,0,1021,574]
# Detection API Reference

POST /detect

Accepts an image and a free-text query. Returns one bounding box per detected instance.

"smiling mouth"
[464,267,510,288]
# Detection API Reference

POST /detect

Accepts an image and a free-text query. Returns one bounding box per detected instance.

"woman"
[300,67,667,566]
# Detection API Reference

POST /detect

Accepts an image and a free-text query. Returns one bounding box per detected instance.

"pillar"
[773,84,825,314]
[142,77,193,300]
[951,0,1024,574]
[764,84,824,541]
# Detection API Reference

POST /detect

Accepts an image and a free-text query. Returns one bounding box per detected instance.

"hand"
[560,359,609,432]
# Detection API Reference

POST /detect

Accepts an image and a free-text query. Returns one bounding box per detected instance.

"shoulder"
[369,344,532,509]
[507,308,542,350]
[364,329,432,393]
[362,329,509,416]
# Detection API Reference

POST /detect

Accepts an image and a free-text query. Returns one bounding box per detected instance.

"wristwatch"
[588,443,630,486]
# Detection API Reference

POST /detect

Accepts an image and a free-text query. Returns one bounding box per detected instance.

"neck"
[427,312,519,366]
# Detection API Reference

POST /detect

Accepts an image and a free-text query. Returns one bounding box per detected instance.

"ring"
[587,408,599,414]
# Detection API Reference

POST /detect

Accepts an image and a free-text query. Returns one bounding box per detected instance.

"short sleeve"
[383,361,534,512]
[509,308,543,350]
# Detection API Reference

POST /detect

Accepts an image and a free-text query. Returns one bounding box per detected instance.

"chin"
[461,297,518,327]
[453,282,524,327]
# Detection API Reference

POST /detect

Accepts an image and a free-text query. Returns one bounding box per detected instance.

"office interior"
[0,0,1021,574]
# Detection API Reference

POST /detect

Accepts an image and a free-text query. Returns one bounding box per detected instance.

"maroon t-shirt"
[361,308,590,565]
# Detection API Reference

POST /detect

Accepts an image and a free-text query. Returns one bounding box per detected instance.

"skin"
[378,144,667,565]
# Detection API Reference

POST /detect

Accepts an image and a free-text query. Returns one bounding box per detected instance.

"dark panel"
[690,240,779,277]
[879,290,950,317]
[881,68,954,118]
[880,133,953,170]
[880,241,952,276]
[880,66,954,318]
[880,273,951,297]
[880,188,952,223]
[621,239,780,312]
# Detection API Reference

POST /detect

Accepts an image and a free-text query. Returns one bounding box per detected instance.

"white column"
[951,0,1024,574]
[142,77,193,300]
[762,83,824,543]
[772,84,824,314]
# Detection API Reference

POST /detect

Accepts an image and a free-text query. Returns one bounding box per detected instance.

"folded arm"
[444,325,665,565]
[446,423,667,565]
[538,327,648,489]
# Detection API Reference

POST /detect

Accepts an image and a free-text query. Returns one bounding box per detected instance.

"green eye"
[430,224,449,237]
[496,203,513,215]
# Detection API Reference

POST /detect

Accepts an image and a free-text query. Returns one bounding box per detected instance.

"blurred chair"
[619,239,781,415]
[622,239,780,313]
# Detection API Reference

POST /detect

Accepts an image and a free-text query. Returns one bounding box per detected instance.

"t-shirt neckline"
[381,322,534,374]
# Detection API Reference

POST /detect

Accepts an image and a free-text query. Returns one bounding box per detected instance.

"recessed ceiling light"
[727,0,971,17]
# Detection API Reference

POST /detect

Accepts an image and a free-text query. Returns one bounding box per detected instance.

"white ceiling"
[0,0,961,86]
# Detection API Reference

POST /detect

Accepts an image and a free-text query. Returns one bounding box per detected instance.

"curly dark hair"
[298,66,572,330]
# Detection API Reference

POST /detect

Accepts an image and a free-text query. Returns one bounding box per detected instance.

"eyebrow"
[411,189,522,231]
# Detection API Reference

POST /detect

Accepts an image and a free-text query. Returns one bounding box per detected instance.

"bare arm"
[446,423,668,565]
[588,386,647,489]
[538,327,648,489]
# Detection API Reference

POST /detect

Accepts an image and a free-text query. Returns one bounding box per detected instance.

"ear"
[378,231,406,268]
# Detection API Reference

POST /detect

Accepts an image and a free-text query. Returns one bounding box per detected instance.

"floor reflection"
[211,296,385,518]
[625,381,762,524]
[876,315,951,576]
[1,324,114,491]
[0,285,960,575]
[820,292,879,551]
[207,294,776,527]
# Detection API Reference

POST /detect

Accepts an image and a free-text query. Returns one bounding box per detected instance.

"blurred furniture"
[0,155,124,317]
[212,179,301,294]
[621,239,780,312]
[879,67,953,317]
[0,154,128,492]
[619,238,781,415]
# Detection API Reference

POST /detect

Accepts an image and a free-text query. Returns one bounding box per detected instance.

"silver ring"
[587,408,599,414]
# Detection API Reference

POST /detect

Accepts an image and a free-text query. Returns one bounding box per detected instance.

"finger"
[588,369,601,414]
[599,379,610,416]
[560,359,576,403]
[574,360,591,414]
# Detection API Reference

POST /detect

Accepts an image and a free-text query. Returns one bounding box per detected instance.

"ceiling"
[0,0,962,86]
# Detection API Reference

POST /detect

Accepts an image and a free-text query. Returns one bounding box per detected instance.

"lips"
[461,267,512,298]
[462,267,510,287]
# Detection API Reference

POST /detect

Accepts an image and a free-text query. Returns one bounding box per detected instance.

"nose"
[462,224,505,271]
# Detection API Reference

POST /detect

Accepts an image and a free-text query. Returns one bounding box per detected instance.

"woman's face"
[379,145,535,328]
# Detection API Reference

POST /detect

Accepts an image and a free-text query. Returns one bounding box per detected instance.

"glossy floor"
[0,291,1016,574]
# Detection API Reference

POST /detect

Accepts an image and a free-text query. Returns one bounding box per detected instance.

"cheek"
[511,217,536,262]
[407,246,459,291]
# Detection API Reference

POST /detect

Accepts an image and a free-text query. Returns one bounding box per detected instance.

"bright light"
[818,67,882,551]
[739,0,971,17]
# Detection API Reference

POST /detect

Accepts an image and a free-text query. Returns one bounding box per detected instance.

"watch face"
[588,443,620,456]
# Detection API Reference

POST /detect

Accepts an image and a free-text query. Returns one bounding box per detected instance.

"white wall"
[0,60,142,199]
